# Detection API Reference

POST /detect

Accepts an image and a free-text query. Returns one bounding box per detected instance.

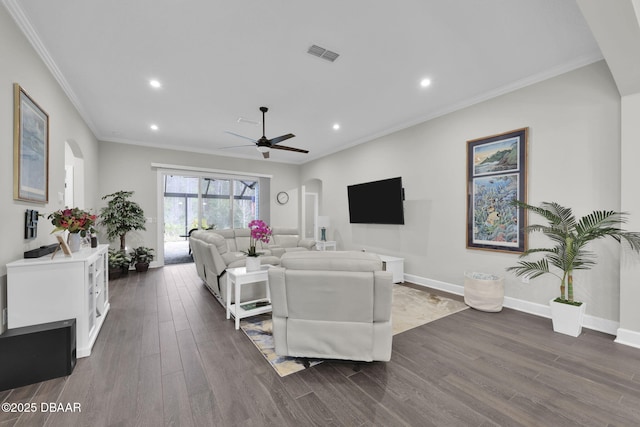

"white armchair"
[267,251,393,362]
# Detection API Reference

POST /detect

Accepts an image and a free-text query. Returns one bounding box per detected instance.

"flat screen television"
[347,177,405,224]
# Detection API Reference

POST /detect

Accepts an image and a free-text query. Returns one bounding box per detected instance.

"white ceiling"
[6,0,603,164]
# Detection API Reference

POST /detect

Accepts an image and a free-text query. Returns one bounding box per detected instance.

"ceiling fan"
[225,107,309,159]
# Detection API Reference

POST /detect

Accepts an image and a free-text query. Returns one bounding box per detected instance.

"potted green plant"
[99,191,146,251]
[129,246,155,272]
[507,201,640,336]
[108,249,131,280]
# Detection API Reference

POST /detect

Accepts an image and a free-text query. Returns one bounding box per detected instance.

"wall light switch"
[58,192,64,204]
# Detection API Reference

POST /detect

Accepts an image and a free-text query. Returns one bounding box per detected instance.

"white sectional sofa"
[189,228,316,307]
[266,227,317,256]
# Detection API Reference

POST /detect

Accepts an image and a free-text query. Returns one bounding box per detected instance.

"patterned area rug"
[240,284,468,377]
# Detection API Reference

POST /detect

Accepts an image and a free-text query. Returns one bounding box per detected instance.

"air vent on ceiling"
[307,44,340,62]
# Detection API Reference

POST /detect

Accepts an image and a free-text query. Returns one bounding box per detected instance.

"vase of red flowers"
[48,208,97,252]
[244,219,272,271]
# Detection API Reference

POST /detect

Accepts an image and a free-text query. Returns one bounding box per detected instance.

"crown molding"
[3,0,99,137]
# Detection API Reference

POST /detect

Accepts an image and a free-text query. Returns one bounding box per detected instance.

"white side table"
[226,265,272,329]
[378,255,404,283]
[316,240,337,251]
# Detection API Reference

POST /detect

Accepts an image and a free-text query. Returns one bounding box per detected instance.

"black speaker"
[0,319,76,391]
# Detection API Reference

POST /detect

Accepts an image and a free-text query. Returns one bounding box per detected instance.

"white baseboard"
[404,274,464,297]
[403,273,622,340]
[615,328,640,349]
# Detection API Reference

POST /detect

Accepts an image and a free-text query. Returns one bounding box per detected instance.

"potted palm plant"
[130,246,154,272]
[507,201,640,336]
[99,191,146,251]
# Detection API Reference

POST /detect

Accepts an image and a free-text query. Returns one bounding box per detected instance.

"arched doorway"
[302,178,323,241]
[64,140,85,208]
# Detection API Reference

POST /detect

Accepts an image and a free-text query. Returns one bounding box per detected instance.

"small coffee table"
[225,265,272,329]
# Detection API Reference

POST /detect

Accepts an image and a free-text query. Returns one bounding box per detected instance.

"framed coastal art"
[466,127,528,253]
[14,83,49,203]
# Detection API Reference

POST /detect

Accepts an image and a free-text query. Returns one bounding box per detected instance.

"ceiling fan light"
[257,146,270,153]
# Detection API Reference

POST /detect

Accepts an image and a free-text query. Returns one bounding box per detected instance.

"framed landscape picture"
[14,83,49,203]
[466,127,528,253]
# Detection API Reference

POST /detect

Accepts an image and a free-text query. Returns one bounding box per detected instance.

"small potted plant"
[108,249,131,280]
[507,201,640,336]
[129,246,155,272]
[48,207,97,252]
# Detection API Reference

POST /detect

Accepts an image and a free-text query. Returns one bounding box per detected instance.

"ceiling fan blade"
[270,145,309,154]
[268,133,295,145]
[218,144,255,150]
[262,151,270,159]
[224,131,257,143]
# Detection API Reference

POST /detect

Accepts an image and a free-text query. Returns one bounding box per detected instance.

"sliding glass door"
[164,175,201,242]
[162,173,262,263]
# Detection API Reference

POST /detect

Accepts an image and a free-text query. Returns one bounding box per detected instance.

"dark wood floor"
[2,263,640,427]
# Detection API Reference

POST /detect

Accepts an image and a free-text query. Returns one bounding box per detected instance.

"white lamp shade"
[317,216,331,228]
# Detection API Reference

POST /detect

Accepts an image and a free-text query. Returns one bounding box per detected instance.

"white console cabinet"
[377,255,404,283]
[6,244,109,357]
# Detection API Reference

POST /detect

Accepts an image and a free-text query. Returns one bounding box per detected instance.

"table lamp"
[317,216,330,241]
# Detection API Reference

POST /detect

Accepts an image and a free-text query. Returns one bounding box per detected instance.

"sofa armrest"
[267,267,288,317]
[373,271,393,322]
[267,245,286,258]
[297,238,317,250]
[210,246,228,276]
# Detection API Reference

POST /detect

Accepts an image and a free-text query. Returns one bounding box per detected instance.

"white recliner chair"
[267,251,393,362]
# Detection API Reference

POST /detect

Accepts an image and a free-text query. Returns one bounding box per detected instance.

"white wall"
[97,143,301,254]
[0,6,101,333]
[619,92,640,345]
[301,60,624,322]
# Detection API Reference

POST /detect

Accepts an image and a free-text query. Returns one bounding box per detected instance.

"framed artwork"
[24,209,39,239]
[14,83,49,203]
[54,234,72,257]
[466,127,528,253]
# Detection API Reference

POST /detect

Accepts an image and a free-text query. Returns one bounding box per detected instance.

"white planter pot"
[67,232,82,253]
[245,256,261,272]
[463,272,504,312]
[550,298,586,337]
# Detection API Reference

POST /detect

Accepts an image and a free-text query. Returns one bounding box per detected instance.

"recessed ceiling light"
[420,78,431,88]
[150,124,159,131]
[149,79,162,89]
[333,123,340,130]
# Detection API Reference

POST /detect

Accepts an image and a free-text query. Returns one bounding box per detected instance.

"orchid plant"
[245,219,272,257]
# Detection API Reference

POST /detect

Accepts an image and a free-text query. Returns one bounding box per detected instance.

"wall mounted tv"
[347,177,405,224]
